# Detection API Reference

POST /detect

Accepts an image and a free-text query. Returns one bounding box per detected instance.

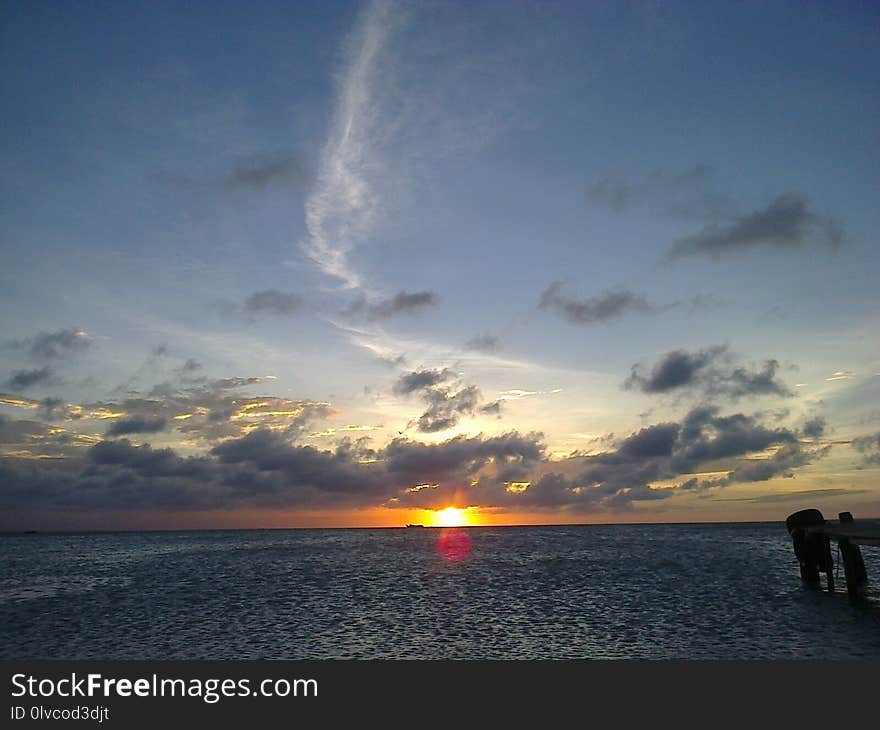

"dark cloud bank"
[0,404,828,516]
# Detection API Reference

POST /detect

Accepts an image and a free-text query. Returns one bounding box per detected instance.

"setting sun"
[432,507,468,527]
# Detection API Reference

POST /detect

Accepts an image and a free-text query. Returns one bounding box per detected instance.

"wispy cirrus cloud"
[301,0,397,289]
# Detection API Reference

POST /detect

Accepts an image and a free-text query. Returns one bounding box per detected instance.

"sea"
[2,523,879,660]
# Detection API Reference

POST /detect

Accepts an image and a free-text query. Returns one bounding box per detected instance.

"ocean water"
[2,523,879,659]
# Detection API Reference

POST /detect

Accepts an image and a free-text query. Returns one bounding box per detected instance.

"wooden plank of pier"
[801,520,880,548]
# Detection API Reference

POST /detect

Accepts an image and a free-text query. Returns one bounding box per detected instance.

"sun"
[433,506,468,527]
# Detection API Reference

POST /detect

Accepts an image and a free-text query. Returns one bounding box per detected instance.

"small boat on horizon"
[405,523,426,528]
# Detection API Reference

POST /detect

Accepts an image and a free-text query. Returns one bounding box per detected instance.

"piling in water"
[785,508,874,602]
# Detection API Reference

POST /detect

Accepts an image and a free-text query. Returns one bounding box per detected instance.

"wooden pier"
[786,509,879,601]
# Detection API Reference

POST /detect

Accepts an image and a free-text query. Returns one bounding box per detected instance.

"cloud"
[378,353,408,368]
[417,384,483,433]
[0,413,98,456]
[559,406,824,506]
[6,328,91,360]
[480,400,502,416]
[718,361,794,399]
[0,393,40,409]
[624,346,793,401]
[0,393,85,424]
[0,414,53,445]
[209,376,277,390]
[852,432,880,465]
[668,192,843,260]
[588,164,727,218]
[727,443,821,482]
[393,367,500,433]
[300,0,397,288]
[38,397,82,421]
[802,416,826,439]
[10,374,333,448]
[825,370,855,382]
[105,416,168,437]
[347,290,438,321]
[539,282,659,325]
[178,358,203,374]
[625,348,723,394]
[393,368,452,396]
[225,153,306,190]
[714,488,865,504]
[0,402,831,516]
[242,290,302,319]
[6,366,54,391]
[463,334,499,353]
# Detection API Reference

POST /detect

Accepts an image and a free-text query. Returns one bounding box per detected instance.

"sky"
[1,0,879,530]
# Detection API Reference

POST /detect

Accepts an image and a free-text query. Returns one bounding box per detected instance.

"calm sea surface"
[2,523,879,659]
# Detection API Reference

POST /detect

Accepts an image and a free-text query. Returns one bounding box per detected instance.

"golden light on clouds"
[0,396,39,409]
[88,408,125,420]
[405,483,437,494]
[825,371,855,381]
[310,425,379,438]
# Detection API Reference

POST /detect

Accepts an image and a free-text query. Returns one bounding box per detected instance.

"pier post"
[838,512,867,602]
[821,535,835,593]
[785,509,826,589]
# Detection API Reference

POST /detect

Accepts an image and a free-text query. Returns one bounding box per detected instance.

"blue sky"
[1,0,879,528]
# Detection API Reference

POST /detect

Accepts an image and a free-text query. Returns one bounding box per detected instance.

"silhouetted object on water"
[786,508,879,602]
[786,508,830,588]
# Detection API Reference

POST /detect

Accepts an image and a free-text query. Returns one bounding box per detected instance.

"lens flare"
[436,528,471,561]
